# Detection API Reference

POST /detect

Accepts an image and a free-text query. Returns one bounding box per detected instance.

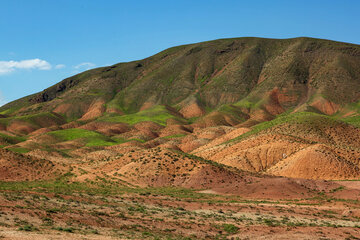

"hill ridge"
[1,36,360,119]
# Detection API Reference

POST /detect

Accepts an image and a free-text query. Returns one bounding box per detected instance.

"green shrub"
[223,224,239,233]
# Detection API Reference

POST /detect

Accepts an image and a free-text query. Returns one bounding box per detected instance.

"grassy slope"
[229,111,357,143]
[99,105,181,126]
[0,132,26,146]
[0,112,65,127]
[48,128,121,147]
[342,116,360,127]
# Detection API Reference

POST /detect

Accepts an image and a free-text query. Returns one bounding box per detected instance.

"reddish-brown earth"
[0,149,63,181]
[80,99,106,121]
[1,37,360,239]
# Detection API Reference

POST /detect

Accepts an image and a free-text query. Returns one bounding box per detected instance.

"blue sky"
[1,0,359,106]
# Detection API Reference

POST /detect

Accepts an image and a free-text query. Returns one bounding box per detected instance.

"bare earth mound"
[0,149,58,181]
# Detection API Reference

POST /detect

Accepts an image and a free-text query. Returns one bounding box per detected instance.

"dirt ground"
[0,181,360,240]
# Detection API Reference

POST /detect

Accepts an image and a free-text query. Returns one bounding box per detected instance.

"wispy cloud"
[74,62,95,70]
[0,59,52,75]
[55,64,66,69]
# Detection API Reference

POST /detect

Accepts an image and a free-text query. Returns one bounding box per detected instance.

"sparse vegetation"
[0,37,359,239]
[100,105,181,126]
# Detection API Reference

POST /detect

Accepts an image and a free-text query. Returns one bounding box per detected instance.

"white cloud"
[74,62,95,70]
[0,59,52,75]
[55,64,66,69]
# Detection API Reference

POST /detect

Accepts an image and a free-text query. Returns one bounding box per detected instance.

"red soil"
[80,99,106,120]
[0,149,58,181]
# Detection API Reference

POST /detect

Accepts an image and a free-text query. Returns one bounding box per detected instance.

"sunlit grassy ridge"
[342,116,360,128]
[161,134,187,139]
[48,128,121,147]
[229,112,348,143]
[0,132,26,145]
[7,147,31,153]
[99,105,180,126]
[0,112,64,127]
[217,104,248,122]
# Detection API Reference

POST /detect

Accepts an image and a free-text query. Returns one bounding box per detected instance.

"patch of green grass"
[111,136,145,144]
[87,89,106,96]
[341,115,360,128]
[0,112,64,127]
[7,147,30,154]
[0,105,25,115]
[48,128,121,147]
[223,224,239,233]
[263,218,281,227]
[176,151,233,171]
[233,98,264,110]
[228,111,339,143]
[39,145,71,158]
[18,225,38,232]
[0,180,110,195]
[48,128,104,141]
[275,107,295,118]
[86,137,140,147]
[186,116,199,124]
[307,93,327,105]
[197,76,208,84]
[54,227,75,233]
[0,108,14,115]
[130,138,146,143]
[168,76,175,84]
[85,138,118,147]
[100,105,178,126]
[217,104,247,122]
[0,180,214,201]
[349,101,360,111]
[0,133,26,145]
[161,134,187,139]
[330,186,345,193]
